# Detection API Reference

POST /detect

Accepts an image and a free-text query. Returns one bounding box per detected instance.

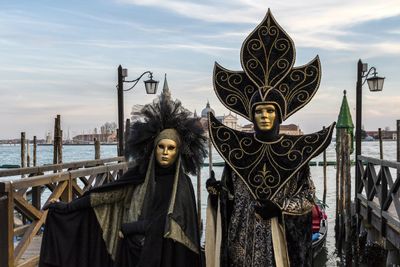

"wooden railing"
[0,157,127,267]
[356,156,400,249]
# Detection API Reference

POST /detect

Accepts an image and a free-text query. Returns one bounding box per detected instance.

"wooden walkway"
[356,156,400,250]
[0,157,127,267]
[17,236,41,267]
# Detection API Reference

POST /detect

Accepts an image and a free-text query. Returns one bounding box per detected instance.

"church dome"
[201,101,215,117]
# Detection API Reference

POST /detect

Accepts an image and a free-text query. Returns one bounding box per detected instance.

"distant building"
[45,132,52,144]
[241,123,254,133]
[279,124,303,135]
[365,130,397,140]
[239,123,303,135]
[72,133,116,144]
[201,101,215,117]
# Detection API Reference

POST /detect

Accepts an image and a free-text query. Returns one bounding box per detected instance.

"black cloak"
[39,166,201,267]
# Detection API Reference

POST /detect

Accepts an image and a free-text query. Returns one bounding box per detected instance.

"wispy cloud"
[119,0,400,53]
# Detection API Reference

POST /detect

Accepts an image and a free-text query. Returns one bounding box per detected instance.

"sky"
[1,0,400,139]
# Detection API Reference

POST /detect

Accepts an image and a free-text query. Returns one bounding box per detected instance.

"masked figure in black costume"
[205,10,335,267]
[39,93,206,267]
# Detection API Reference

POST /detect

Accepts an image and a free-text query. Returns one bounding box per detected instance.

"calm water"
[0,141,398,266]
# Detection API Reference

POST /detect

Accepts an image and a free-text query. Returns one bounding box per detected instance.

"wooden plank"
[72,179,84,197]
[16,235,41,267]
[85,174,97,187]
[0,157,124,178]
[14,225,31,237]
[12,172,70,191]
[14,194,42,221]
[42,181,68,207]
[0,189,14,267]
[17,255,39,267]
[69,166,109,178]
[0,181,11,193]
[359,156,400,169]
[14,210,47,262]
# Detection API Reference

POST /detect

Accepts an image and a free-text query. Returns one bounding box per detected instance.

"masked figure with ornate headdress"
[205,10,335,267]
[39,93,206,267]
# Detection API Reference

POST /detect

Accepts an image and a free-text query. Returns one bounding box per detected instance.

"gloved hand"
[43,195,90,213]
[254,199,282,220]
[206,170,221,196]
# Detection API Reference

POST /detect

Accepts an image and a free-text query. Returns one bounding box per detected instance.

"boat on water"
[312,200,328,258]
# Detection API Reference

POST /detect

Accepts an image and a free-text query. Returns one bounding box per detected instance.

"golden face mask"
[155,139,178,168]
[254,104,276,131]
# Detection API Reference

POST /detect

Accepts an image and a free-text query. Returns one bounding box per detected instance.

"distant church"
[129,77,302,136]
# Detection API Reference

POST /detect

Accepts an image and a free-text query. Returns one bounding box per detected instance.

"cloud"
[118,0,400,53]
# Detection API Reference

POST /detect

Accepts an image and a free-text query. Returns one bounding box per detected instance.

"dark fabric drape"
[39,167,201,267]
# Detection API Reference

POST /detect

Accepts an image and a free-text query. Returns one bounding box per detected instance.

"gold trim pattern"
[209,112,335,200]
[213,10,321,122]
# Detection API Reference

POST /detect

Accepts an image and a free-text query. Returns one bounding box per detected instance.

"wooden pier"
[356,156,400,251]
[0,157,127,267]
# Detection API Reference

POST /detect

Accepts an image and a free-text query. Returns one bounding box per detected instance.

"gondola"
[312,200,328,258]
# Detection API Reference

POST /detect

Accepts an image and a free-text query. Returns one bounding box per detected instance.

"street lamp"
[355,59,385,222]
[117,65,159,156]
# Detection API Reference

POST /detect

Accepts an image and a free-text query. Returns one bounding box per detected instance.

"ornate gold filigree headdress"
[214,9,321,122]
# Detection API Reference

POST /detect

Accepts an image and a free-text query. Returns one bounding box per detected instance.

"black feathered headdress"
[126,94,207,175]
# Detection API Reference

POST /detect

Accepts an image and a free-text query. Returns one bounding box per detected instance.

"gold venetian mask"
[155,138,178,168]
[254,104,276,131]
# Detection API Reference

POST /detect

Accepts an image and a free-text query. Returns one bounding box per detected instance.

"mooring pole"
[26,139,30,168]
[21,132,26,176]
[33,136,37,167]
[344,133,352,265]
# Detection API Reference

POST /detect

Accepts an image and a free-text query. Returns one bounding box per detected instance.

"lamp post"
[355,59,385,220]
[117,65,159,156]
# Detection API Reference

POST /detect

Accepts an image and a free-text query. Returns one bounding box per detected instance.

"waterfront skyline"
[1,0,400,139]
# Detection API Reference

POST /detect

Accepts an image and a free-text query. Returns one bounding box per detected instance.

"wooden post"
[32,136,40,210]
[343,133,352,265]
[378,128,383,160]
[58,128,63,164]
[94,138,101,160]
[397,120,400,162]
[335,129,342,243]
[53,117,58,166]
[33,136,37,167]
[26,139,30,168]
[338,130,345,256]
[21,132,26,170]
[0,183,14,267]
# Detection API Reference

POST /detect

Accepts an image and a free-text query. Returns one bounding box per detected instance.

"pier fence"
[356,156,400,251]
[0,157,127,267]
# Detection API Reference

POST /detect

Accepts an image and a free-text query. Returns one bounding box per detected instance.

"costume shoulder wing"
[269,123,335,169]
[208,112,263,170]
